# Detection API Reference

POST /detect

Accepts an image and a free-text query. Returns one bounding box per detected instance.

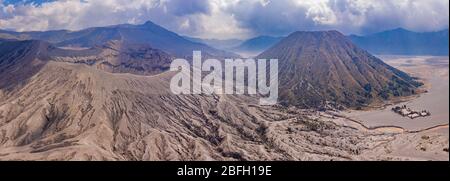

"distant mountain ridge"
[181,36,243,50]
[233,36,284,55]
[0,21,238,58]
[349,28,449,55]
[258,30,422,108]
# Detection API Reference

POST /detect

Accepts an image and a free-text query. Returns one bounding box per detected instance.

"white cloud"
[293,0,338,25]
[0,0,448,39]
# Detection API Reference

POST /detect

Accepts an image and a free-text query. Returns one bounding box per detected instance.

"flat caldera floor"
[343,55,449,132]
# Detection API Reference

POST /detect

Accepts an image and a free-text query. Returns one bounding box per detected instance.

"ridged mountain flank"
[257,31,422,108]
[0,21,238,58]
[1,39,386,160]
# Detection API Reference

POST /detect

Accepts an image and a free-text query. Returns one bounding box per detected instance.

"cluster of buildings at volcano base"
[391,105,431,119]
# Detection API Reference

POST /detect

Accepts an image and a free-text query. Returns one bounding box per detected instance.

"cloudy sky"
[0,0,449,39]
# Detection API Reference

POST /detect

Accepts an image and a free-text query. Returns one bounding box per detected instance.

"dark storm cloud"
[165,0,211,16]
[223,0,327,36]
[222,0,449,36]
